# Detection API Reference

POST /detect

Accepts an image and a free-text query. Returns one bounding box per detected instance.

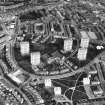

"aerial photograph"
[1,0,105,105]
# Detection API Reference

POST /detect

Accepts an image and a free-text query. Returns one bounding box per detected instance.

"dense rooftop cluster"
[0,0,105,105]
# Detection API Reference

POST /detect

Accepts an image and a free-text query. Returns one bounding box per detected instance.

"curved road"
[5,39,105,80]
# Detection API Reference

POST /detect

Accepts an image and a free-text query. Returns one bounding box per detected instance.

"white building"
[54,87,62,96]
[80,31,89,39]
[93,87,103,97]
[87,31,97,40]
[83,77,95,99]
[83,77,90,85]
[54,95,71,103]
[20,42,30,55]
[77,48,88,60]
[30,52,40,66]
[8,73,22,84]
[12,69,22,77]
[80,38,89,48]
[64,38,73,52]
[80,31,89,48]
[44,79,52,87]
